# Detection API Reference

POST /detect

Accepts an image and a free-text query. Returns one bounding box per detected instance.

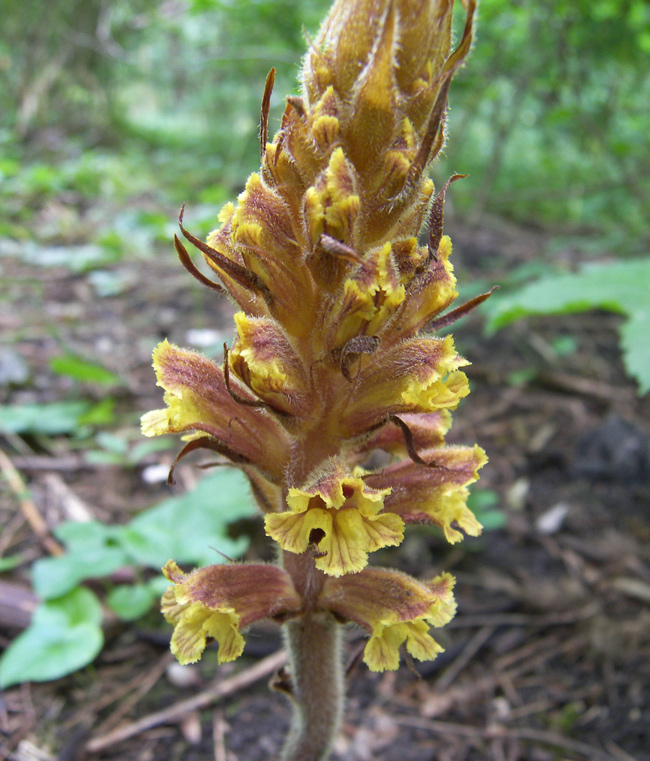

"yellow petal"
[331,242,405,346]
[364,624,402,672]
[164,596,244,666]
[315,508,404,577]
[402,620,444,662]
[425,572,457,627]
[265,507,333,556]
[268,459,403,576]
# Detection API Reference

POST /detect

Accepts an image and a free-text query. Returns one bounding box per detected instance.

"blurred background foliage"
[1,0,649,685]
[1,0,648,251]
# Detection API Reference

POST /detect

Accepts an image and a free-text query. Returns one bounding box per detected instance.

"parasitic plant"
[142,1,491,759]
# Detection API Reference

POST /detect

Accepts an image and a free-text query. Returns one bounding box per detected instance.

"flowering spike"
[143,2,484,757]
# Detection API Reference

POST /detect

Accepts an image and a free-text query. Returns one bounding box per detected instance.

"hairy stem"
[280,612,343,761]
[280,550,344,761]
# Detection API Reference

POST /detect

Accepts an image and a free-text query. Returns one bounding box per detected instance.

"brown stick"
[0,449,63,556]
[85,649,287,753]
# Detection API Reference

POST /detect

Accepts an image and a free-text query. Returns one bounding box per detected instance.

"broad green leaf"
[84,450,127,466]
[20,243,118,273]
[87,269,135,298]
[32,470,256,600]
[620,309,650,396]
[0,402,92,435]
[120,469,256,568]
[485,258,650,395]
[127,438,176,464]
[77,398,117,426]
[32,522,127,599]
[50,354,121,386]
[107,583,158,621]
[467,489,507,531]
[0,588,103,688]
[94,431,130,455]
[0,554,23,571]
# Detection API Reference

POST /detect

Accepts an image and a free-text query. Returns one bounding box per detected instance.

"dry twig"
[86,649,287,753]
[0,449,63,556]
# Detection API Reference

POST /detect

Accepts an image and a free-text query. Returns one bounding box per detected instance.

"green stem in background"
[280,551,344,761]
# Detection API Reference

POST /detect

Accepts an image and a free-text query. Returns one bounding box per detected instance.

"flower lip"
[265,458,404,577]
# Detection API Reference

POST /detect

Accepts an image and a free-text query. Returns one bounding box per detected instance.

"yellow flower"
[162,591,243,666]
[321,568,456,672]
[367,444,487,543]
[265,458,404,577]
[337,335,470,439]
[141,339,290,483]
[229,312,310,417]
[144,0,485,699]
[161,560,301,665]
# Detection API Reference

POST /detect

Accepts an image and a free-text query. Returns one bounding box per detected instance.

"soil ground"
[1,210,649,761]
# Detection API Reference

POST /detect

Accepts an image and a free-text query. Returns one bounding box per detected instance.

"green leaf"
[0,588,103,688]
[485,258,650,395]
[88,269,136,297]
[32,522,127,599]
[0,401,93,435]
[94,431,130,454]
[127,437,176,464]
[31,470,255,601]
[120,469,256,568]
[84,450,128,466]
[0,554,23,571]
[467,489,507,531]
[620,308,650,395]
[50,354,120,385]
[20,243,118,273]
[77,398,117,426]
[107,583,158,621]
[550,334,578,358]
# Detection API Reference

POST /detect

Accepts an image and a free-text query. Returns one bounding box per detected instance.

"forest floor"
[1,207,649,761]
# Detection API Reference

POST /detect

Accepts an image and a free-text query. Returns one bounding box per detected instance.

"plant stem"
[281,613,343,761]
[280,551,344,761]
